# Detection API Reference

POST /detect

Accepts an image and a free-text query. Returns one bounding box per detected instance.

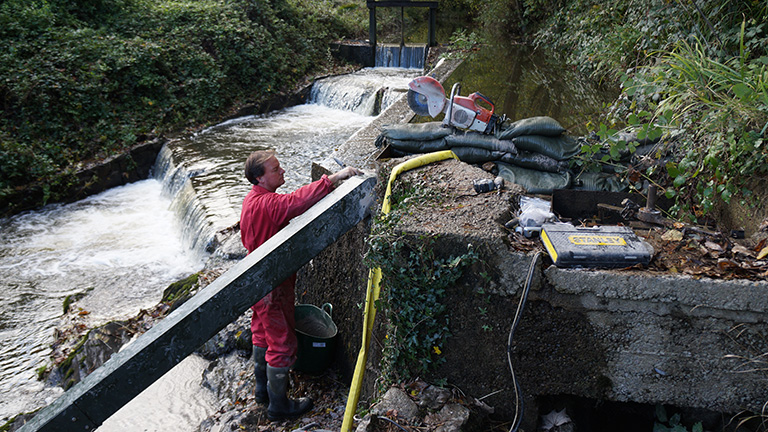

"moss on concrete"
[162,273,200,305]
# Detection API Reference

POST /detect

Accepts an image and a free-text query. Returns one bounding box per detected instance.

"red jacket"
[240,175,333,253]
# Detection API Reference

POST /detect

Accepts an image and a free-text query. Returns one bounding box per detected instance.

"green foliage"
[162,272,200,303]
[474,0,520,34]
[368,227,477,387]
[653,405,703,432]
[0,0,358,204]
[533,0,767,83]
[599,30,768,221]
[440,29,482,60]
[366,178,477,387]
[534,0,768,222]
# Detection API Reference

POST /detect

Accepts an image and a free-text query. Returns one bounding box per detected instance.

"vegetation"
[365,174,477,389]
[654,405,703,432]
[431,0,767,223]
[0,0,367,208]
[526,0,768,222]
[162,272,199,303]
[2,0,765,221]
[615,35,766,220]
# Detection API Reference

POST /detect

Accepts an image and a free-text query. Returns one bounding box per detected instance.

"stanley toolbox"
[540,223,652,268]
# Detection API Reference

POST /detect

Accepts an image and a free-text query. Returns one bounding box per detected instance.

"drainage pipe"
[341,150,459,432]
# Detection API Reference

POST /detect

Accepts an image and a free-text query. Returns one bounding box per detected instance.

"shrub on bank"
[0,0,364,208]
[525,0,768,222]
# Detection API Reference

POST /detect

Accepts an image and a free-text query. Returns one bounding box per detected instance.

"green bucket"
[294,303,337,374]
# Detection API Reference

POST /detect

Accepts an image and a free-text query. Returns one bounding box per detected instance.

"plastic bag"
[516,196,555,237]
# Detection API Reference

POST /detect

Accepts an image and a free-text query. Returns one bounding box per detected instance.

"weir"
[0,60,418,426]
[18,175,377,432]
[375,44,426,69]
[366,1,436,67]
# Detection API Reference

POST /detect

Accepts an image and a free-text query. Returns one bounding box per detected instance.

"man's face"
[257,156,285,192]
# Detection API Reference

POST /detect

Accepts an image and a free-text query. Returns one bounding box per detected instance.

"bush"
[619,33,768,220]
[0,0,360,205]
[532,0,767,82]
[528,0,768,222]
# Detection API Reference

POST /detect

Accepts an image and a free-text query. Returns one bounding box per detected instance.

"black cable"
[378,415,409,432]
[507,251,542,432]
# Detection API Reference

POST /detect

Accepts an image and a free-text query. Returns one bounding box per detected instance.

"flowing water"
[0,179,206,421]
[0,66,420,428]
[154,68,419,254]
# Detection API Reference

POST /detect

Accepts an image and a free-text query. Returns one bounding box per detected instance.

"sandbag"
[380,122,453,141]
[572,172,630,192]
[389,147,411,158]
[386,138,449,153]
[496,162,572,195]
[501,151,569,173]
[445,131,518,154]
[451,146,509,164]
[511,134,582,161]
[496,116,566,140]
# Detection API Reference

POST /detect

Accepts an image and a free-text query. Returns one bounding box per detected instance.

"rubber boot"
[252,346,268,404]
[266,365,313,420]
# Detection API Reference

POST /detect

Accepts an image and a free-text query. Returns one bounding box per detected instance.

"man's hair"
[244,150,276,185]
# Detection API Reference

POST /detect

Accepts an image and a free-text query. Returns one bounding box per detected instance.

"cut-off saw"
[407,76,503,134]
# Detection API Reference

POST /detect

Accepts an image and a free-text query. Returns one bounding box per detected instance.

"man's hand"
[328,166,363,184]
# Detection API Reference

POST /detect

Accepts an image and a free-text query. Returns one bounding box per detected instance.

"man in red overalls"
[240,150,361,420]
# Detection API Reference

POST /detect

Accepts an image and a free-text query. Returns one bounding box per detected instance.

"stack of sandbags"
[492,116,577,194]
[376,116,579,194]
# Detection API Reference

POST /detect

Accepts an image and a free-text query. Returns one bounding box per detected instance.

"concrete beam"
[19,175,377,432]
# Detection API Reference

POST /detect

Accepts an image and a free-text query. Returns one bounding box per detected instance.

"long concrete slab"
[18,175,377,432]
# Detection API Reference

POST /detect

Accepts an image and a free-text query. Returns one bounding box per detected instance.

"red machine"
[407,76,501,134]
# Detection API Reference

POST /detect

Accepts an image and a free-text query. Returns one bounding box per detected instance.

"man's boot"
[266,365,313,420]
[253,346,268,404]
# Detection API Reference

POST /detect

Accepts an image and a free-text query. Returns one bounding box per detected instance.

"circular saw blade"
[407,89,432,116]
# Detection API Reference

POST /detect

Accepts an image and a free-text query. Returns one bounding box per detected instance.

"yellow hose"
[341,150,459,432]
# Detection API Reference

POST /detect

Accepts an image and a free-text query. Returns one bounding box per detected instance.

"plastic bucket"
[294,303,337,374]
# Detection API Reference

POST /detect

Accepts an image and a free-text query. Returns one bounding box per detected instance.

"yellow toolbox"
[540,223,652,268]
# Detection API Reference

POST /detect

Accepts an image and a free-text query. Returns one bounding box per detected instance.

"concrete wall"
[539,268,767,413]
[300,215,768,425]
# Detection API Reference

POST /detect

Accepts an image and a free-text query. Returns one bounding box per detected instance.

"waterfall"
[157,67,420,257]
[152,146,219,255]
[375,44,426,69]
[308,67,418,115]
